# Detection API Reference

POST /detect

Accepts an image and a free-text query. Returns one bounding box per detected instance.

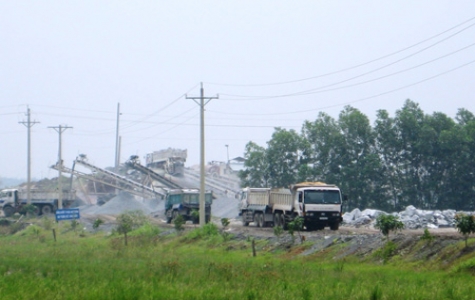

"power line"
[218,32,475,101]
[210,58,475,117]
[205,16,475,87]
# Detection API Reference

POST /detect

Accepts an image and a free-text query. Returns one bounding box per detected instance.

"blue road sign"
[56,208,80,221]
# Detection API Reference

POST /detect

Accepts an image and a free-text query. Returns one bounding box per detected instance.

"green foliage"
[185,222,219,240]
[116,210,149,245]
[20,204,37,217]
[1,229,475,299]
[287,217,304,244]
[374,214,404,241]
[173,214,185,232]
[273,225,283,238]
[3,218,475,300]
[221,218,230,229]
[420,228,435,243]
[373,241,397,263]
[454,214,475,247]
[93,218,104,230]
[240,100,475,211]
[41,216,54,230]
[70,219,80,232]
[452,257,475,275]
[266,128,302,187]
[370,285,382,300]
[239,141,269,187]
[191,209,199,225]
[220,218,231,241]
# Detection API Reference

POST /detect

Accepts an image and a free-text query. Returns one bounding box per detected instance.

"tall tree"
[374,109,405,211]
[301,112,342,184]
[238,141,269,188]
[266,128,301,187]
[338,106,382,209]
[394,100,426,208]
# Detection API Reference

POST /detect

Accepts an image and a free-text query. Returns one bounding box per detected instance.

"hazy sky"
[1,1,474,180]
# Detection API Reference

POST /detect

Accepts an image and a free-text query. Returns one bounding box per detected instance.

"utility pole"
[225,144,229,164]
[115,103,121,170]
[19,106,39,204]
[48,125,73,209]
[186,83,218,226]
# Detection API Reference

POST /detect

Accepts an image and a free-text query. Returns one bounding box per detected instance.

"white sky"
[1,1,474,180]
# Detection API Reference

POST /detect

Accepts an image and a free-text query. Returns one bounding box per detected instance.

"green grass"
[1,221,474,299]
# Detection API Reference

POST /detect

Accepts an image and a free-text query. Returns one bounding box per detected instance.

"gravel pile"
[79,192,161,215]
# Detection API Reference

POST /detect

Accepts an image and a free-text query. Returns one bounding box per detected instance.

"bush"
[173,214,185,233]
[42,216,54,230]
[185,223,219,240]
[454,214,475,248]
[420,228,434,243]
[374,214,404,241]
[116,210,149,246]
[374,241,397,263]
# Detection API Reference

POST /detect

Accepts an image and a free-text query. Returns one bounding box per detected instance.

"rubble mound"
[343,205,474,229]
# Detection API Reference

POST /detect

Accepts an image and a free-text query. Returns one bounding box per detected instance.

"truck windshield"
[183,193,213,205]
[304,190,341,204]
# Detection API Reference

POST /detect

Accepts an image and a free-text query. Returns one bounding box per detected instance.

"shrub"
[116,210,149,245]
[374,214,404,241]
[42,216,54,230]
[420,228,434,243]
[374,241,397,263]
[288,217,304,244]
[185,222,219,240]
[93,218,104,230]
[173,214,185,233]
[273,225,284,238]
[454,214,475,248]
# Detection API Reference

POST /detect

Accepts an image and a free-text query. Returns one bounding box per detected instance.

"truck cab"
[292,182,347,230]
[165,189,213,224]
[0,189,22,216]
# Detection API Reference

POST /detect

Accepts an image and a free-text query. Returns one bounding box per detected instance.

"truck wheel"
[330,223,339,230]
[3,206,15,217]
[172,210,179,222]
[27,206,40,217]
[258,214,265,228]
[242,215,249,226]
[280,214,287,230]
[274,213,281,227]
[254,214,261,227]
[41,205,53,215]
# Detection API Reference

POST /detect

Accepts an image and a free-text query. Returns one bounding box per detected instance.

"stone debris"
[343,205,474,229]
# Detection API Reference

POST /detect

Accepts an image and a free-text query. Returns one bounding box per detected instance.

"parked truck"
[165,188,213,224]
[0,188,77,217]
[239,182,347,231]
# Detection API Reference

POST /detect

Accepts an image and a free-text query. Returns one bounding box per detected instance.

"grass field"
[1,218,474,300]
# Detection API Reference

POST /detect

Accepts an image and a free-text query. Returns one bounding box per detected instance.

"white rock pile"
[342,205,474,229]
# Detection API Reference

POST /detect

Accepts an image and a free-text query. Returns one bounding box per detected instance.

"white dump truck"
[239,182,347,230]
[0,188,77,217]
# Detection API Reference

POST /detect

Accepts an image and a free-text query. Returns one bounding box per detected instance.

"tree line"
[238,99,475,212]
